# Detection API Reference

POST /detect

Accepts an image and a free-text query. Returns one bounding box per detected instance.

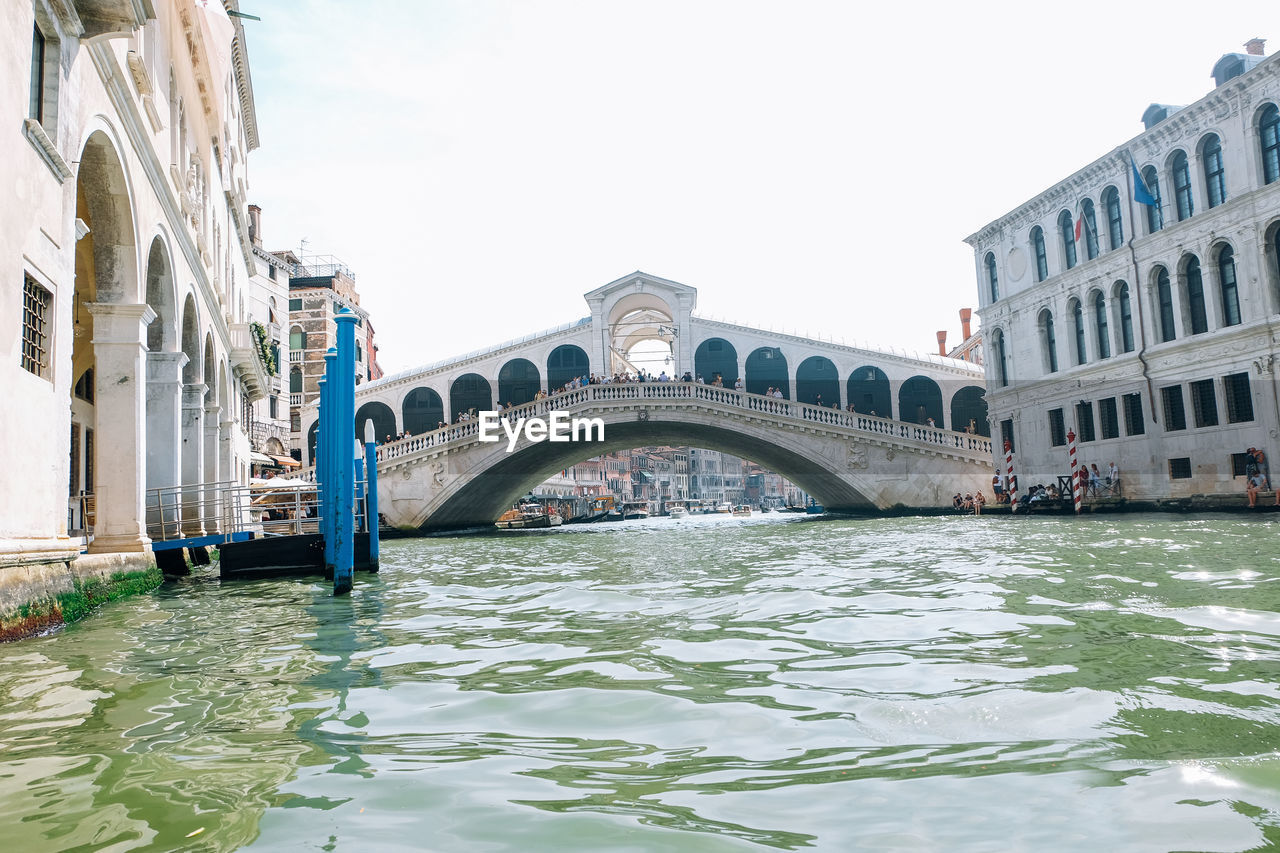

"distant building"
[936,308,982,366]
[245,206,296,472]
[965,40,1280,500]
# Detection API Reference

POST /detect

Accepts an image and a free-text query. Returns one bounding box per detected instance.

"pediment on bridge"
[584,271,698,309]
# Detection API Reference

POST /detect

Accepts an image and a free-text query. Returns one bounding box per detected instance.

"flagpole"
[1121,148,1158,427]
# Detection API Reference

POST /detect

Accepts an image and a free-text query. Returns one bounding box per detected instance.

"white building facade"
[2,0,267,586]
[966,42,1280,501]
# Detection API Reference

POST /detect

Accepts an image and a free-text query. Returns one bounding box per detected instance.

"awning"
[271,455,301,468]
[250,451,274,465]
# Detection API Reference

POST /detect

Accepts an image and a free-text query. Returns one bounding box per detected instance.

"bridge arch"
[498,358,541,407]
[898,375,943,427]
[403,387,445,435]
[357,401,397,444]
[847,365,891,417]
[950,386,989,436]
[745,347,789,397]
[307,420,319,463]
[547,344,590,391]
[694,337,738,385]
[796,356,839,407]
[450,373,492,420]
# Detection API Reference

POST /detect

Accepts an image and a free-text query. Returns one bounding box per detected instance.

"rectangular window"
[269,266,277,281]
[21,274,52,378]
[1000,418,1015,453]
[1161,385,1187,431]
[1169,457,1192,479]
[1099,397,1119,440]
[1190,379,1218,427]
[289,298,302,311]
[85,428,94,494]
[1076,402,1095,442]
[1231,452,1252,477]
[269,395,278,419]
[30,25,46,122]
[1123,393,1144,436]
[1048,408,1066,447]
[69,423,80,497]
[1224,372,1254,423]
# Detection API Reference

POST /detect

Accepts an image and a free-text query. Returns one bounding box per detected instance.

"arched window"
[1142,166,1164,233]
[1031,226,1048,281]
[1040,309,1058,374]
[1172,151,1194,220]
[1093,291,1110,359]
[1262,104,1280,185]
[289,367,302,394]
[1071,298,1086,365]
[1059,210,1077,270]
[991,330,1008,387]
[289,326,306,351]
[1082,199,1099,260]
[1156,267,1176,342]
[1116,282,1134,353]
[1103,187,1123,250]
[985,252,999,302]
[1202,134,1225,208]
[1185,256,1208,334]
[1218,245,1241,326]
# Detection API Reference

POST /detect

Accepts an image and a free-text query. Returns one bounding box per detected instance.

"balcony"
[289,350,303,363]
[229,323,268,402]
[290,393,303,407]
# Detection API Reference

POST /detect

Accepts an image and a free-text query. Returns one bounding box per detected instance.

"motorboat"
[621,502,650,520]
[731,504,752,517]
[804,503,826,515]
[667,501,689,519]
[714,502,732,514]
[496,502,563,529]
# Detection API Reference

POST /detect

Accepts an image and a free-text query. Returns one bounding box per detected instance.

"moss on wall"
[0,565,163,642]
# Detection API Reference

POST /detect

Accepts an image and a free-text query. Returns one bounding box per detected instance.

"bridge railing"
[368,381,992,465]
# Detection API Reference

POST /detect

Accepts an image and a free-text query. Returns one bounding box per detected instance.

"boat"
[570,496,619,524]
[731,504,752,517]
[496,502,563,529]
[714,502,732,514]
[621,501,650,520]
[804,503,826,514]
[667,501,689,519]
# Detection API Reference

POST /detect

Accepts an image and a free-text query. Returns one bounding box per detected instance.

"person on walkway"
[1107,461,1120,495]
[974,492,985,515]
[992,472,1004,503]
[735,377,744,392]
[1089,464,1103,497]
[1248,473,1262,507]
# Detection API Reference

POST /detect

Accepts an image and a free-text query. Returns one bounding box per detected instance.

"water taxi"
[666,501,689,519]
[731,504,752,517]
[714,502,732,514]
[621,501,650,520]
[496,502,563,529]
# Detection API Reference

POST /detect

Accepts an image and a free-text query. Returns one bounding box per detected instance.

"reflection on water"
[2,514,1280,850]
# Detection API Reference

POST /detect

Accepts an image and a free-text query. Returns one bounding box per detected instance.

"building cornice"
[224,0,259,151]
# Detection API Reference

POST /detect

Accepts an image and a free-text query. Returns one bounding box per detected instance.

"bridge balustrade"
[362,381,992,465]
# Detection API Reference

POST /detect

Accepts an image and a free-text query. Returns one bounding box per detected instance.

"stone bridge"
[369,383,993,530]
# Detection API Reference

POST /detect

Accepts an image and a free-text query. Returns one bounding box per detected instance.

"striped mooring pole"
[1004,438,1019,513]
[1067,428,1082,514]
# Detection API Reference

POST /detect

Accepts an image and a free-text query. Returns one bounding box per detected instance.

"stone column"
[204,403,221,531]
[86,303,156,554]
[181,383,207,535]
[220,418,236,530]
[146,351,188,539]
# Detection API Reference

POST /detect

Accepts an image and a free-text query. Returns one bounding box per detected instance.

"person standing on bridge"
[735,377,744,392]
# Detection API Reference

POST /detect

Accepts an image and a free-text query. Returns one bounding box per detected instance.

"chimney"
[960,307,973,341]
[936,331,948,357]
[247,204,262,247]
[1246,38,1266,56]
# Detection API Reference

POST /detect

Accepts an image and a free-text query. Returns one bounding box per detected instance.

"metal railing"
[144,478,369,542]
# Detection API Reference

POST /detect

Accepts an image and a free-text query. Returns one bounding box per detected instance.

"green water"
[3,514,1280,851]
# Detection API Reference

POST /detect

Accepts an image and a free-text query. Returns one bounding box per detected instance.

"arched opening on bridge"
[694,337,738,386]
[547,344,589,392]
[498,358,541,407]
[745,347,789,397]
[307,421,318,464]
[796,356,838,406]
[899,376,943,427]
[606,293,675,376]
[402,387,444,434]
[847,366,891,417]
[950,386,989,436]
[451,373,492,420]
[356,401,397,444]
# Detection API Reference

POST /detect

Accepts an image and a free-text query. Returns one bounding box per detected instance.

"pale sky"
[245,0,1276,374]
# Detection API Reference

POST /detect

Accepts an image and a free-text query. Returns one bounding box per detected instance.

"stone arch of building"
[694,337,738,385]
[950,386,989,437]
[898,375,943,427]
[547,344,590,391]
[847,365,891,418]
[498,358,541,407]
[744,346,789,397]
[450,372,492,420]
[356,401,398,444]
[796,355,839,406]
[402,386,445,435]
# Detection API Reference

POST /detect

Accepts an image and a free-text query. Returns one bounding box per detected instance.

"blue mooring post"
[363,419,380,571]
[333,310,358,595]
[322,350,338,576]
[354,440,365,534]
[315,377,326,559]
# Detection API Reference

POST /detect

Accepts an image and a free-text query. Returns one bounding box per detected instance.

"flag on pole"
[1130,155,1157,206]
[1075,209,1084,242]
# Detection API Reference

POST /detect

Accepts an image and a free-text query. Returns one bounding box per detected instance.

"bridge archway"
[403,387,444,435]
[547,344,590,391]
[745,347,789,397]
[450,373,492,421]
[357,401,397,444]
[899,376,943,427]
[796,356,838,406]
[950,386,989,436]
[847,365,891,417]
[694,337,738,385]
[498,358,541,407]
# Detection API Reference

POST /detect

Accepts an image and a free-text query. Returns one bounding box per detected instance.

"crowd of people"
[1244,446,1279,507]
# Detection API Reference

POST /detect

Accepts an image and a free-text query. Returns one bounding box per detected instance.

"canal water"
[3,514,1280,851]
